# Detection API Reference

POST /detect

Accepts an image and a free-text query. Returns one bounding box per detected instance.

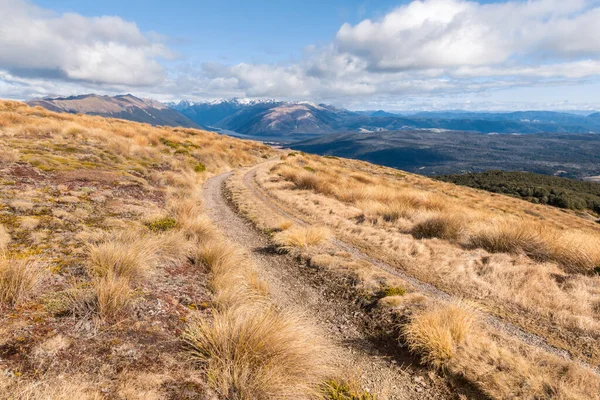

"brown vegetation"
[0,100,276,398]
[230,153,600,398]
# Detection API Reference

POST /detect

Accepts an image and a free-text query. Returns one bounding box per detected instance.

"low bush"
[380,286,406,297]
[146,216,178,232]
[321,379,375,400]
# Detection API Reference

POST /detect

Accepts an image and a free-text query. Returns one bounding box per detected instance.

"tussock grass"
[469,219,600,273]
[0,225,10,251]
[549,231,600,274]
[469,219,550,258]
[273,225,330,250]
[411,214,466,240]
[193,238,265,307]
[404,302,475,370]
[184,304,330,400]
[0,255,46,306]
[87,231,159,281]
[69,274,132,320]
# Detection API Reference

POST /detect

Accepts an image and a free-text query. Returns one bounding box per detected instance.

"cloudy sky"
[2,0,600,111]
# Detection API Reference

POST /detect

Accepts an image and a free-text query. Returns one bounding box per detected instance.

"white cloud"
[0,0,171,86]
[3,0,600,110]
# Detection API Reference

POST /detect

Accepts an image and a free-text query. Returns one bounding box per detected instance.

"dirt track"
[202,170,465,400]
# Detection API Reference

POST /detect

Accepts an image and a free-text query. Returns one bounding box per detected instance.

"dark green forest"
[436,171,600,214]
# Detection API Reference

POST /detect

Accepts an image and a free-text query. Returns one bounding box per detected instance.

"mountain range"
[28,94,600,137]
[28,94,200,128]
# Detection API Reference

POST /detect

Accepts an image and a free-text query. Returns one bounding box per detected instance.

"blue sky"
[2,0,600,111]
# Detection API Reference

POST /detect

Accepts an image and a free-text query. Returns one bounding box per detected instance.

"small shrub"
[304,166,316,173]
[146,216,178,232]
[160,138,179,148]
[381,286,406,297]
[404,302,475,370]
[0,255,46,306]
[194,163,206,173]
[321,379,375,400]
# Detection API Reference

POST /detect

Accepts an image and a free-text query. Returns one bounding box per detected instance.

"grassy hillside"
[225,152,600,399]
[0,101,340,398]
[3,100,600,399]
[437,170,600,214]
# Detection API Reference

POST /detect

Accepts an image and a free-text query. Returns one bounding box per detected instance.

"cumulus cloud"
[0,0,171,87]
[2,0,600,108]
[184,0,600,103]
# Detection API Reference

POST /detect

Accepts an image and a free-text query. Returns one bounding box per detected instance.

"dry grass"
[469,219,551,258]
[70,274,133,321]
[411,214,466,240]
[184,304,330,400]
[87,231,160,281]
[69,274,132,321]
[0,100,278,398]
[0,255,46,306]
[273,225,331,250]
[404,302,475,370]
[0,225,10,251]
[469,219,600,273]
[0,376,102,400]
[193,238,265,307]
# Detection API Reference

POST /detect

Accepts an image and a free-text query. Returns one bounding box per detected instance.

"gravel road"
[202,171,464,400]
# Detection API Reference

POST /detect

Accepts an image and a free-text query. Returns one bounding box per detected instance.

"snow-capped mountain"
[172,98,356,136]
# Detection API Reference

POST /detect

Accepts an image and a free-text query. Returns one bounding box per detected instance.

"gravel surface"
[242,161,600,373]
[202,171,462,400]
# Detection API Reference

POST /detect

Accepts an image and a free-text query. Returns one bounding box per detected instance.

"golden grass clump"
[470,219,600,273]
[69,274,132,320]
[411,214,466,241]
[0,225,10,251]
[183,304,330,400]
[87,231,159,281]
[549,230,600,274]
[273,225,331,250]
[404,302,475,370]
[0,255,46,306]
[469,219,551,260]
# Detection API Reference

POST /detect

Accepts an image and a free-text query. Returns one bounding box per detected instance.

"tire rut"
[241,160,600,374]
[202,171,462,400]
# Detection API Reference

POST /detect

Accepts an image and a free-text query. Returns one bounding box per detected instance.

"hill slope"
[28,94,201,128]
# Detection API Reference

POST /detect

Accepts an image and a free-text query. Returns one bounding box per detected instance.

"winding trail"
[240,160,599,373]
[202,171,465,400]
